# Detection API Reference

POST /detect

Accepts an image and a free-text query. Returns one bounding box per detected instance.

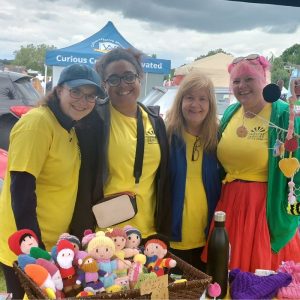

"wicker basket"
[13,252,211,299]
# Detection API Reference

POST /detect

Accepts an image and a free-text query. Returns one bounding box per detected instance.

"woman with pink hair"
[202,54,300,272]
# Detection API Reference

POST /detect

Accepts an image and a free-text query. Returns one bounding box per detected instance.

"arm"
[10,171,44,248]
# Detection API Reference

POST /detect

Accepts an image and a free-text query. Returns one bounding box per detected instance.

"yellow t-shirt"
[0,106,80,266]
[218,104,271,183]
[99,104,161,238]
[171,131,208,250]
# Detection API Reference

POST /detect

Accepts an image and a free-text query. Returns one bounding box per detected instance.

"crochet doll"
[144,239,176,276]
[87,231,117,288]
[36,258,64,299]
[123,225,143,254]
[76,255,107,294]
[55,239,80,296]
[106,228,139,259]
[8,229,51,261]
[128,253,147,288]
[24,264,57,299]
[8,229,39,255]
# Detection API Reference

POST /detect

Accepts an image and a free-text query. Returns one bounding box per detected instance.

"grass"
[0,267,7,292]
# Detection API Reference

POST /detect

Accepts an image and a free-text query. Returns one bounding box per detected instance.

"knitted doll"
[123,225,142,254]
[128,253,147,288]
[81,229,96,250]
[58,233,81,252]
[36,258,64,299]
[76,255,107,294]
[105,228,132,277]
[8,229,39,255]
[8,229,51,261]
[55,239,80,296]
[87,231,117,288]
[106,228,139,259]
[24,264,56,299]
[144,239,176,276]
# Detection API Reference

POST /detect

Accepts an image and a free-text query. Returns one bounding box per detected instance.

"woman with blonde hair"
[165,71,221,271]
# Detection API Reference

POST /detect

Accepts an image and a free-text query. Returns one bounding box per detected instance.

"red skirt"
[201,181,300,273]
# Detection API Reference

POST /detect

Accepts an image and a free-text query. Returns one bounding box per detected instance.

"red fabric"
[202,181,300,273]
[0,148,7,179]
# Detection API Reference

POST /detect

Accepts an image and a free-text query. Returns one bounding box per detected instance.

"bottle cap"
[214,211,226,222]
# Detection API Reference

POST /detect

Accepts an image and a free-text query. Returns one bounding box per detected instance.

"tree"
[195,49,231,61]
[271,57,290,87]
[280,44,300,66]
[13,44,56,74]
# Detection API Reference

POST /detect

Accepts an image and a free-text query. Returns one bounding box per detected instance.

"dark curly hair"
[95,47,144,83]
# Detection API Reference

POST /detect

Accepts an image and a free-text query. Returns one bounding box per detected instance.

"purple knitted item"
[229,268,292,299]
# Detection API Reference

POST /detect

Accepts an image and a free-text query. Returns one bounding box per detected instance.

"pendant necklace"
[236,110,248,138]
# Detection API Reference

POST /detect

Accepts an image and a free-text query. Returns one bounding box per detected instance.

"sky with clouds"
[1,0,300,68]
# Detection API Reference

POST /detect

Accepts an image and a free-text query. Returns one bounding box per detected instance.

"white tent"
[174,53,271,88]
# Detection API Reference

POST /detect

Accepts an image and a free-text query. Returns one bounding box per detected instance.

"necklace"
[236,110,248,138]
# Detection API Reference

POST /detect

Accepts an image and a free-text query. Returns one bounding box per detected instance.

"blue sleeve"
[10,171,44,248]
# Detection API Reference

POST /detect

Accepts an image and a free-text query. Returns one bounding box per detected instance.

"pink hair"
[228,55,270,89]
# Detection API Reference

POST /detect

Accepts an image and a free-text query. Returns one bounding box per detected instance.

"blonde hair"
[165,71,218,152]
[87,231,115,253]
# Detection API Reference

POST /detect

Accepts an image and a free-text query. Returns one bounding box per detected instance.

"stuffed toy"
[81,229,96,250]
[24,264,56,299]
[105,228,132,277]
[17,254,36,270]
[128,253,147,288]
[144,239,176,276]
[87,231,117,288]
[123,225,142,253]
[106,228,139,259]
[8,229,39,255]
[8,229,51,262]
[36,258,64,298]
[114,276,130,291]
[30,247,52,261]
[58,233,81,252]
[55,239,80,297]
[76,255,107,294]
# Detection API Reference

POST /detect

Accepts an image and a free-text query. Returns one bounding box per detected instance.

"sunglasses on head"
[232,54,259,64]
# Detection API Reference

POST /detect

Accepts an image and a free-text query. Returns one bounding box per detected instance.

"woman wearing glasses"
[165,71,221,271]
[0,63,104,299]
[202,54,300,272]
[72,48,171,241]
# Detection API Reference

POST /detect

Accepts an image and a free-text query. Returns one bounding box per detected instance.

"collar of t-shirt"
[48,98,76,132]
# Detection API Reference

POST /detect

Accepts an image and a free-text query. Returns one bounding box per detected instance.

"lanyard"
[133,106,145,184]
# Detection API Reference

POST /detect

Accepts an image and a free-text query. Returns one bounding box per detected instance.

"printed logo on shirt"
[146,128,158,144]
[247,126,267,140]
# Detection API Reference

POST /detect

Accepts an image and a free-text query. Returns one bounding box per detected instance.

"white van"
[141,86,236,119]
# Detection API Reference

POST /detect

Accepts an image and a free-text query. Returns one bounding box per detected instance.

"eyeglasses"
[66,87,98,103]
[192,136,201,161]
[232,54,259,65]
[105,72,139,87]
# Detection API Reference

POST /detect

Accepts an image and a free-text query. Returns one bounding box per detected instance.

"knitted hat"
[81,229,96,249]
[123,225,141,238]
[57,239,74,253]
[36,258,59,277]
[229,268,292,299]
[145,239,167,250]
[24,264,49,287]
[8,229,38,255]
[58,233,81,250]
